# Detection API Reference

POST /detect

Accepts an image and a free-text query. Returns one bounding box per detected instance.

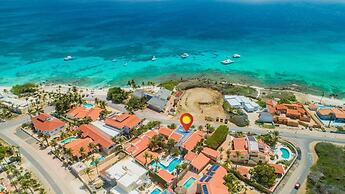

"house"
[158,127,182,143]
[147,88,172,112]
[31,113,65,136]
[63,138,94,159]
[123,130,158,157]
[258,111,274,123]
[224,95,260,112]
[135,150,159,166]
[190,153,210,173]
[230,136,269,165]
[67,106,102,121]
[79,124,115,154]
[132,89,145,99]
[270,164,285,177]
[184,151,197,163]
[196,164,228,194]
[182,130,205,151]
[0,96,29,114]
[147,97,168,112]
[157,169,175,185]
[236,166,250,178]
[317,108,345,123]
[104,157,148,194]
[105,113,142,134]
[201,147,220,161]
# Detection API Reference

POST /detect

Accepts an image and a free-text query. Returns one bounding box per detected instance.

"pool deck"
[177,171,199,189]
[274,144,293,162]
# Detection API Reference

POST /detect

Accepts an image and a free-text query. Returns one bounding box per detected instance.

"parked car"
[294,182,301,190]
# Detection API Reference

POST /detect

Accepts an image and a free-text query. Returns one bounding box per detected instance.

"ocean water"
[1,0,345,96]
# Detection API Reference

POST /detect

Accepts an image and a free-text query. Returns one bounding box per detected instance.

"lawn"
[307,142,345,194]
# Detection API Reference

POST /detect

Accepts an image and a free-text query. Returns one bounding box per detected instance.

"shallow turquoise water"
[83,103,94,108]
[1,0,345,96]
[150,188,162,194]
[60,136,76,145]
[90,155,105,166]
[149,157,182,172]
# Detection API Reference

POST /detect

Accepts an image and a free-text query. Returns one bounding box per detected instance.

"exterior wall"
[37,125,65,136]
[148,104,163,112]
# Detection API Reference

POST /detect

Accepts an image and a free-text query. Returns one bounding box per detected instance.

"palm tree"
[79,147,86,159]
[328,112,336,128]
[65,148,73,164]
[50,139,58,152]
[42,134,50,147]
[85,167,93,182]
[235,151,241,167]
[154,157,159,172]
[143,152,150,166]
[88,143,97,154]
[91,156,100,176]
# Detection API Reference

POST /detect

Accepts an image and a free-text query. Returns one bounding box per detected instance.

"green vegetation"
[130,121,161,137]
[250,164,277,188]
[256,98,266,108]
[223,101,249,127]
[11,83,37,96]
[224,173,242,193]
[107,87,128,103]
[0,103,15,120]
[205,125,229,149]
[258,131,279,146]
[307,143,345,194]
[148,171,168,188]
[125,97,147,113]
[54,92,84,115]
[159,80,180,90]
[263,91,297,104]
[222,85,257,98]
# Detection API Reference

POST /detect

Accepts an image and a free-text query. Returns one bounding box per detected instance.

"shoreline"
[1,79,344,107]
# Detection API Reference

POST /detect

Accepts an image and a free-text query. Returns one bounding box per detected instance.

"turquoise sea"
[1,0,345,96]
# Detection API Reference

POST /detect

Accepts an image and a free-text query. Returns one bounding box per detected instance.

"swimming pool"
[83,103,94,108]
[150,188,162,194]
[150,157,182,172]
[90,155,105,166]
[280,147,291,160]
[60,136,76,145]
[183,177,196,189]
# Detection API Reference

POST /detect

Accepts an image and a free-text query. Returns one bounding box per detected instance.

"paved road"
[0,115,88,194]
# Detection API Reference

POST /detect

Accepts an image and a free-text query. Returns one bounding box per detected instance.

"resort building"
[0,95,30,114]
[224,95,260,112]
[190,153,210,174]
[79,124,115,154]
[63,138,94,159]
[103,157,148,194]
[230,136,270,165]
[105,113,142,134]
[123,130,158,157]
[158,127,182,143]
[201,147,220,161]
[182,130,205,151]
[31,113,65,136]
[147,88,172,113]
[134,150,159,166]
[67,106,102,121]
[90,121,121,138]
[317,108,345,123]
[157,169,176,185]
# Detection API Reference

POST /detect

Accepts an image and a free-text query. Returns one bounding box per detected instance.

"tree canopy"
[250,164,277,188]
[107,87,128,103]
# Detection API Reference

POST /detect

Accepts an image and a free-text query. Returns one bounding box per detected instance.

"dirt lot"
[175,88,227,122]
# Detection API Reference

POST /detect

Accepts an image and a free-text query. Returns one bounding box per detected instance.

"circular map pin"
[180,113,193,132]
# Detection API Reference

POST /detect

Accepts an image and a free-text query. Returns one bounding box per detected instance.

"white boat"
[112,58,117,62]
[180,53,189,59]
[123,62,128,66]
[64,56,73,61]
[151,56,157,61]
[232,54,241,58]
[221,59,234,65]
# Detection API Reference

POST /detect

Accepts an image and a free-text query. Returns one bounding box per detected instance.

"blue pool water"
[280,148,291,160]
[90,155,105,166]
[150,188,162,194]
[60,136,76,145]
[83,103,94,108]
[150,157,182,173]
[183,177,196,189]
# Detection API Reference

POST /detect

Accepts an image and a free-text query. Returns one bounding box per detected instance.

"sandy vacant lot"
[176,88,227,122]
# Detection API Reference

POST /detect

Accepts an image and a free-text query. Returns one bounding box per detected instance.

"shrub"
[11,83,37,96]
[229,114,249,127]
[126,97,146,112]
[205,125,229,149]
[159,80,180,90]
[107,87,128,103]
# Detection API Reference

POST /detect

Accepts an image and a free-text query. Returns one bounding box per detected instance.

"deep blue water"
[1,0,345,96]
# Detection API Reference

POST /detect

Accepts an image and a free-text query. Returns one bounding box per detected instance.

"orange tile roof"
[184,151,197,162]
[63,138,93,157]
[202,147,220,159]
[159,127,173,137]
[123,130,158,156]
[270,164,285,175]
[79,124,114,149]
[67,106,102,121]
[233,137,247,151]
[135,149,159,165]
[32,113,65,132]
[287,109,300,116]
[191,153,210,172]
[105,113,142,130]
[157,170,175,184]
[318,108,345,119]
[182,130,204,151]
[169,132,182,142]
[236,166,250,177]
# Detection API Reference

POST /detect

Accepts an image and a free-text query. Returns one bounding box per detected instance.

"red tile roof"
[157,170,175,184]
[182,130,204,151]
[270,164,285,175]
[202,147,220,159]
[233,137,247,151]
[236,166,250,177]
[184,151,197,162]
[135,149,159,165]
[105,113,141,130]
[67,106,102,121]
[63,138,93,157]
[191,153,210,172]
[158,127,182,142]
[318,108,345,119]
[79,124,114,149]
[32,113,65,132]
[123,130,158,156]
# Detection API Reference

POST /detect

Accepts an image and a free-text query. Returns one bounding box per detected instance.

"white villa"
[224,95,259,112]
[103,157,148,194]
